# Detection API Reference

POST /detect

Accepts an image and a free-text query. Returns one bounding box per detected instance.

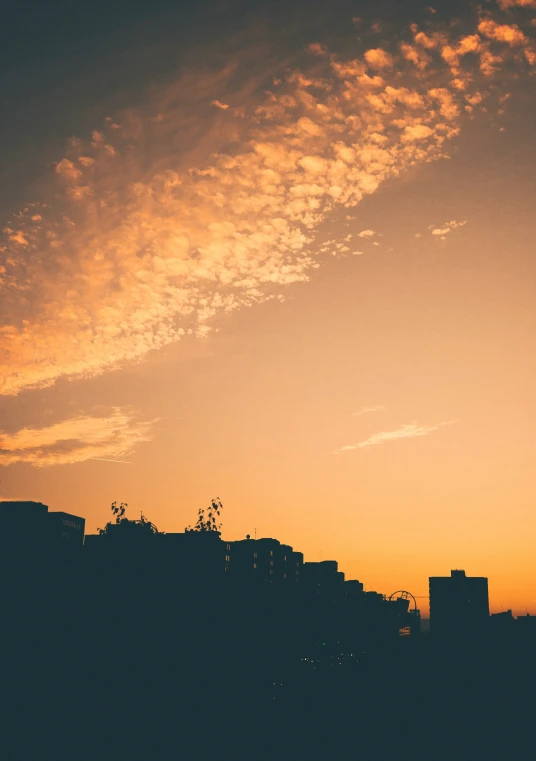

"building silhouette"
[3,499,536,760]
[429,569,489,636]
[227,536,303,586]
[301,560,345,601]
[0,501,85,549]
[344,579,364,598]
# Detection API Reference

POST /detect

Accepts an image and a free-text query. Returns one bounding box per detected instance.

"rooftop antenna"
[254,527,257,540]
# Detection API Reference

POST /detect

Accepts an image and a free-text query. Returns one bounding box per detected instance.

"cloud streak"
[351,405,386,416]
[89,458,133,464]
[1,8,535,396]
[0,409,155,467]
[333,421,454,453]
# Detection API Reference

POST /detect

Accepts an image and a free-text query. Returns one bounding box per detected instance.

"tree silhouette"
[98,501,160,537]
[186,498,223,533]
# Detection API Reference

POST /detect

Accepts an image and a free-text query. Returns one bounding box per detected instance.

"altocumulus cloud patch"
[1,2,535,396]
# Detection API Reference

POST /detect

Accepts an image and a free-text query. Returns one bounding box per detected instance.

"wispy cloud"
[89,458,133,464]
[351,405,386,416]
[333,421,454,454]
[1,9,534,395]
[0,409,155,467]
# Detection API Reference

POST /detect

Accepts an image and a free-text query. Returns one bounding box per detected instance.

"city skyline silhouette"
[1,496,535,759]
[2,497,532,625]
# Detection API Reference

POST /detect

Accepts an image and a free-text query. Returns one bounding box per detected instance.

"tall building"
[47,511,85,545]
[429,569,489,636]
[0,502,86,616]
[344,579,364,599]
[0,501,48,548]
[227,536,303,586]
[0,501,85,549]
[301,560,345,601]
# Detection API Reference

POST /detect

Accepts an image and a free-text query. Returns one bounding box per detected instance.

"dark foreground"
[3,616,536,757]
[1,549,535,760]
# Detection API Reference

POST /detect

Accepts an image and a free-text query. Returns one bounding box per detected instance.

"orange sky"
[1,0,536,616]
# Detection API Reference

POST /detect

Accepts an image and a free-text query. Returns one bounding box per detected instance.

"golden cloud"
[1,8,535,396]
[429,219,468,238]
[0,409,156,467]
[364,48,394,70]
[497,0,536,9]
[333,421,454,453]
[478,18,529,46]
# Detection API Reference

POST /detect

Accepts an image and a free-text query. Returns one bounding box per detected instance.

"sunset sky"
[1,0,535,615]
